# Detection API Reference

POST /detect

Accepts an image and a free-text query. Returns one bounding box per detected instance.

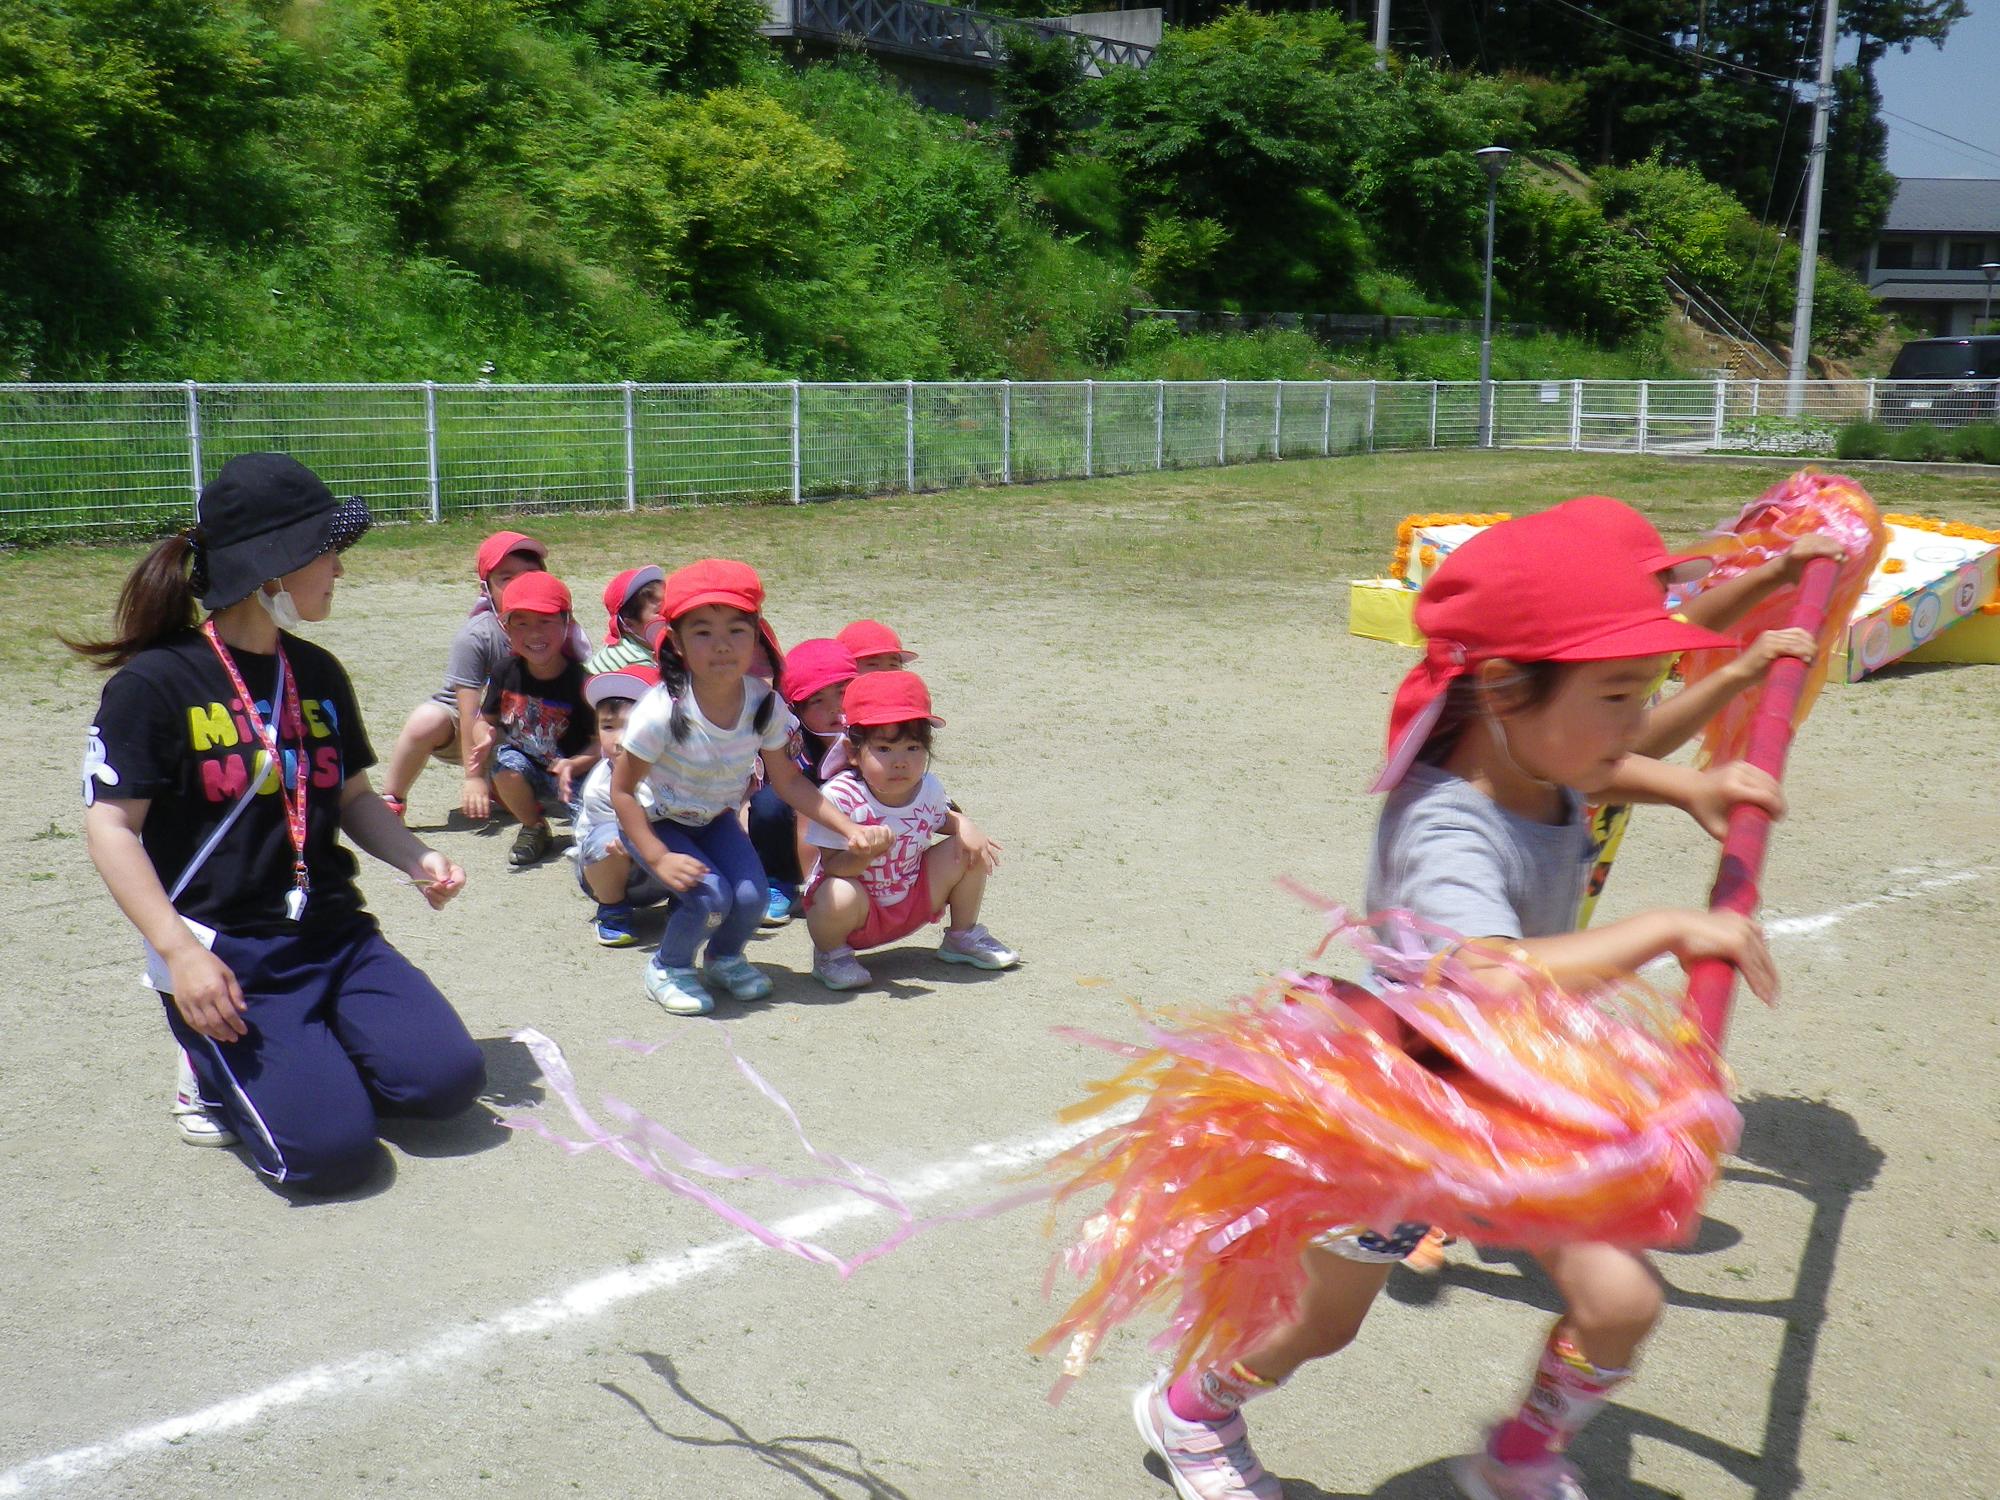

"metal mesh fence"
[4,377,1995,540]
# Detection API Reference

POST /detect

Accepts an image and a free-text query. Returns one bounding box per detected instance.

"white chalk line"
[7,858,1990,1496]
[0,1106,1130,1498]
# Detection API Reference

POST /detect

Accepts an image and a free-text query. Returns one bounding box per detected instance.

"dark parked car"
[1879,336,2000,428]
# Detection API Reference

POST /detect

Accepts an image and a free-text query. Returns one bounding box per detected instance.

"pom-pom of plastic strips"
[1030,898,1739,1399]
[1679,469,1885,767]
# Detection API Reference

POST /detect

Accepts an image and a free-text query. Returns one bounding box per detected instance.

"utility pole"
[1373,0,1389,69]
[1785,0,1839,415]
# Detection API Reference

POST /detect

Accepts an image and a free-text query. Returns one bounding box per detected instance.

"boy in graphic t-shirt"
[475,573,596,867]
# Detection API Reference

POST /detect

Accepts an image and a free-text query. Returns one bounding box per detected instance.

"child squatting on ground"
[1132,499,1786,1500]
[571,663,671,946]
[803,671,1018,990]
[473,572,599,869]
[377,529,576,822]
[610,560,894,1016]
[749,636,861,927]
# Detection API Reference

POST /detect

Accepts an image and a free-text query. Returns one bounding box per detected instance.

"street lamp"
[1475,146,1513,448]
[1982,262,2000,332]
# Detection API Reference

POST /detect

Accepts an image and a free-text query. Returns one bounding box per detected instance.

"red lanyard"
[201,619,312,920]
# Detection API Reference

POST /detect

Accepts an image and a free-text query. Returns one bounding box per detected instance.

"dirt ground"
[3,453,1998,1499]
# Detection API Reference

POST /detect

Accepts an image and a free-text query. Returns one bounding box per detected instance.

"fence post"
[1001,380,1012,484]
[1569,380,1583,451]
[1429,381,1439,449]
[1155,380,1165,470]
[788,380,802,505]
[1323,380,1334,456]
[183,381,203,504]
[423,382,442,522]
[1366,380,1378,453]
[1217,379,1228,466]
[1636,379,1650,453]
[1865,378,1877,422]
[1271,381,1282,459]
[621,381,637,512]
[1084,378,1095,479]
[1712,378,1726,450]
[904,379,916,492]
[1749,380,1762,419]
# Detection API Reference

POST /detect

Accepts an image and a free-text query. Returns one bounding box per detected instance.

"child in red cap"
[379,529,588,821]
[584,565,665,676]
[610,560,891,1015]
[474,573,598,868]
[836,619,917,674]
[747,637,860,927]
[1135,499,1788,1500]
[801,671,1016,990]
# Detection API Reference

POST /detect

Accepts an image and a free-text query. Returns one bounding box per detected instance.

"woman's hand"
[1687,762,1785,840]
[408,849,466,910]
[653,852,710,893]
[460,776,491,821]
[167,945,249,1042]
[1668,909,1778,1004]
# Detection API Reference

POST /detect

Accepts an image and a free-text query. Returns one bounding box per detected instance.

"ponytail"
[63,530,204,669]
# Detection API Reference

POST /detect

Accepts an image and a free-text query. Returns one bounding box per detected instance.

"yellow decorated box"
[1833,518,2000,681]
[1348,580,1423,646]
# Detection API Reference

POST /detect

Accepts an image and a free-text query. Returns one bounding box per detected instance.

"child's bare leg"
[383,703,454,798]
[805,877,868,950]
[491,768,543,826]
[921,836,986,928]
[583,849,632,904]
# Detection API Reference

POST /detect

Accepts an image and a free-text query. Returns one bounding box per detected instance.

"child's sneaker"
[594,901,637,947]
[172,1050,238,1148]
[509,820,553,867]
[702,953,773,1002]
[1131,1371,1281,1500]
[644,960,713,1016]
[1452,1447,1590,1500]
[938,924,1018,970]
[761,882,798,927]
[813,947,872,991]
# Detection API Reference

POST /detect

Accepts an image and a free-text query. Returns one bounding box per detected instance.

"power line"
[1878,109,2000,171]
[1536,0,1808,86]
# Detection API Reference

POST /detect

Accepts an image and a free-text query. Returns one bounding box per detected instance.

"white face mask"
[257,585,304,630]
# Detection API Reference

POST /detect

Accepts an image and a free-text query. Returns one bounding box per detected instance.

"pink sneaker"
[1452,1447,1590,1500]
[1131,1372,1281,1500]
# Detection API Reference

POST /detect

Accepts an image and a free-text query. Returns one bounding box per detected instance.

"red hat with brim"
[1374,502,1736,793]
[1560,495,1714,586]
[602,565,665,644]
[500,571,572,617]
[585,663,662,709]
[837,619,917,663]
[476,530,547,582]
[781,638,859,705]
[662,559,764,622]
[843,670,944,728]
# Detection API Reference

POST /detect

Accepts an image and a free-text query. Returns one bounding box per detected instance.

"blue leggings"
[641,812,767,968]
[166,921,485,1195]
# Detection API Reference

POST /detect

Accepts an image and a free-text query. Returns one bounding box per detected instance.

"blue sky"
[1875,2,2000,178]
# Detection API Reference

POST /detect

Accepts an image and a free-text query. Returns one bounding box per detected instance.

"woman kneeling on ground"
[73,453,486,1194]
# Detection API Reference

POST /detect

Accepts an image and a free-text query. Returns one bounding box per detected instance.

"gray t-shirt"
[431,612,512,714]
[1365,763,1594,958]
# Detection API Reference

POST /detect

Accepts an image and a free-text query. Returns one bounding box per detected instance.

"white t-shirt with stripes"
[621,679,795,826]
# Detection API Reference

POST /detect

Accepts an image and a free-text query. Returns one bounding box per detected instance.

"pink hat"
[837,619,917,663]
[781,638,859,705]
[476,530,547,581]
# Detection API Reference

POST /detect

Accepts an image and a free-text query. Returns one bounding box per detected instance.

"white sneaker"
[937,924,1019,970]
[1452,1447,1591,1500]
[644,961,714,1016]
[1131,1372,1281,1500]
[813,947,872,991]
[173,1049,238,1148]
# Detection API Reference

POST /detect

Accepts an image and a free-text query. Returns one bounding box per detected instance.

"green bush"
[1949,421,2000,465]
[1835,421,1891,460]
[1889,423,1947,462]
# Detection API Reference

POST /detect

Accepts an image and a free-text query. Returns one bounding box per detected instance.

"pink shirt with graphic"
[806,769,951,903]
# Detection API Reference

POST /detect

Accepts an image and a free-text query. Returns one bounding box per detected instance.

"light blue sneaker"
[644,960,713,1016]
[761,882,798,927]
[702,953,774,1002]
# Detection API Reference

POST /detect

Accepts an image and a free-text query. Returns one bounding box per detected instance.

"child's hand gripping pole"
[1685,556,1841,1050]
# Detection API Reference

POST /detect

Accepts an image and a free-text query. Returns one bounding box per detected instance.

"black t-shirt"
[86,630,376,937]
[481,656,593,765]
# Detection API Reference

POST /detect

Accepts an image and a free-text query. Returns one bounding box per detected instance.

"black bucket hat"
[192,453,372,608]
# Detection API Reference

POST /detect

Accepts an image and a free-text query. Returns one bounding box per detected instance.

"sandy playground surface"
[2,452,1997,1499]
